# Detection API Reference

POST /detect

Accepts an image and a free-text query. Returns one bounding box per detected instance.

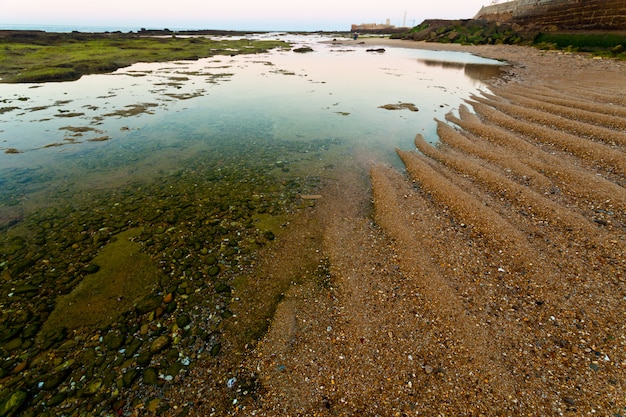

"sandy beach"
[168,39,626,416]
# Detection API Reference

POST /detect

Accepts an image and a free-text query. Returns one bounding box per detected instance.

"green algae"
[41,228,163,334]
[0,32,290,83]
[103,102,159,117]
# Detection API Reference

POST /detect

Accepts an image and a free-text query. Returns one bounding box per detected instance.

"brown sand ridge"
[182,40,625,416]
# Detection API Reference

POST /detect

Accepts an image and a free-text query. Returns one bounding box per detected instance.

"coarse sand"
[176,39,626,416]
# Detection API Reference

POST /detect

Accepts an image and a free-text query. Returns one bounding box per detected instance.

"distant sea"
[0,23,206,33]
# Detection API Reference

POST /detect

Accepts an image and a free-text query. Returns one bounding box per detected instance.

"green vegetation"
[396,20,526,45]
[395,20,625,59]
[0,32,290,83]
[534,32,626,58]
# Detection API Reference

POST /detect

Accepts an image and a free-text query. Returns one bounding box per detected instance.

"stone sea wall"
[474,0,626,30]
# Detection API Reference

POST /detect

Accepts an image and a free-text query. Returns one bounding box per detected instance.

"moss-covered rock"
[0,390,27,417]
[393,19,532,45]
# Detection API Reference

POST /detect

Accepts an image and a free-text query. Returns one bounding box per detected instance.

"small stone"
[103,333,125,351]
[11,360,28,374]
[83,378,103,395]
[176,314,191,328]
[150,335,170,354]
[215,283,231,294]
[42,368,72,390]
[135,295,162,315]
[147,398,161,412]
[125,338,143,358]
[166,361,185,378]
[143,367,159,385]
[58,339,78,351]
[121,368,139,388]
[47,392,67,406]
[0,390,27,417]
[82,264,100,274]
[163,293,174,303]
[210,343,222,357]
[137,351,152,367]
[165,301,177,314]
[3,338,23,351]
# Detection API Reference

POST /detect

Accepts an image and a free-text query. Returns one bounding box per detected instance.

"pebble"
[143,368,159,385]
[147,398,161,412]
[84,378,103,395]
[176,314,191,328]
[0,127,324,415]
[122,369,140,388]
[103,333,125,351]
[0,390,28,416]
[11,360,28,374]
[150,335,171,354]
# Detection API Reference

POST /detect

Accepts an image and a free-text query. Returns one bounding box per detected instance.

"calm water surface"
[0,34,504,414]
[0,33,508,282]
[0,33,505,271]
[0,33,505,247]
[0,34,501,168]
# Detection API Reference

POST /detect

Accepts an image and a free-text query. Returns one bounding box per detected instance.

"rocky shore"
[0,133,334,416]
[1,38,625,416]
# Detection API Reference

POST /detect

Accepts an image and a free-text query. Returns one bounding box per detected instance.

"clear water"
[0,37,504,405]
[0,34,503,226]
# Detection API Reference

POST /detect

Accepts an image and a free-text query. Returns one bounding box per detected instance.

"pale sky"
[0,0,489,31]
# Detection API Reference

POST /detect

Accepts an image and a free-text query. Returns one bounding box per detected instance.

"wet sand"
[183,40,626,415]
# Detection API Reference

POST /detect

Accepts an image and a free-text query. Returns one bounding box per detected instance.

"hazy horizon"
[1,0,488,32]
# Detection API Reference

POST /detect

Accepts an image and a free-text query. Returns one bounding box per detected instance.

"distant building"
[351,19,406,32]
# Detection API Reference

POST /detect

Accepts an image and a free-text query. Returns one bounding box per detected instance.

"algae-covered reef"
[395,19,527,46]
[392,19,626,58]
[0,31,290,83]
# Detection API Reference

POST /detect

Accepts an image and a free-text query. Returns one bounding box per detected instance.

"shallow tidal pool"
[0,34,504,415]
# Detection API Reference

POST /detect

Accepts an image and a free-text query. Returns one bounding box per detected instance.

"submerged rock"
[0,390,27,417]
[135,295,163,315]
[122,368,139,388]
[143,367,159,385]
[150,335,171,354]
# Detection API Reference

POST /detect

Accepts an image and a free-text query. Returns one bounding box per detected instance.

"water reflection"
[419,59,506,81]
[0,34,505,225]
